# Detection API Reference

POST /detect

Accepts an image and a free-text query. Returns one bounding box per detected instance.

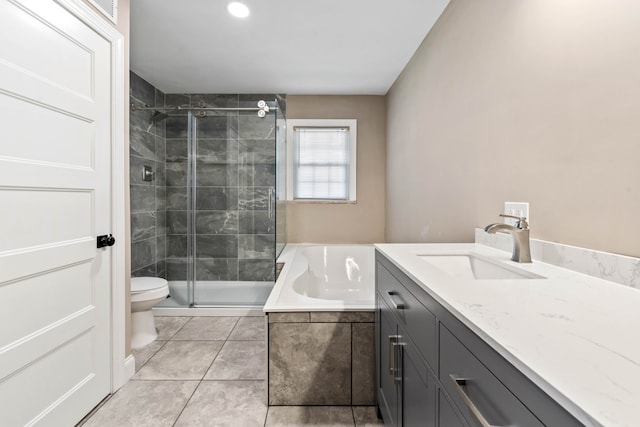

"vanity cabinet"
[375,251,582,427]
[376,260,438,427]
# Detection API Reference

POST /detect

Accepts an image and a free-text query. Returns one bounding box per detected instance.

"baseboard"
[124,354,135,382]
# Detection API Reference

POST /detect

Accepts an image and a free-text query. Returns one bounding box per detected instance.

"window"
[286,119,357,201]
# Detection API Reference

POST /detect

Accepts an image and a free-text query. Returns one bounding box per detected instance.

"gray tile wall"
[130,72,166,278]
[164,93,286,283]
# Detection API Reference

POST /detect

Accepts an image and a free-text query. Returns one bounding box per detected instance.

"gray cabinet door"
[401,331,437,427]
[378,295,400,426]
[439,389,470,427]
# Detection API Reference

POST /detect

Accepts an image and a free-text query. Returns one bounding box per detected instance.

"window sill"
[287,199,357,205]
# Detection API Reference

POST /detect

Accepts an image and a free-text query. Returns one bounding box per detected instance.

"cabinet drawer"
[376,262,437,370]
[440,325,544,427]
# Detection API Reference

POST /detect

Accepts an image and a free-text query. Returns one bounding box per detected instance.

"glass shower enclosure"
[159,95,285,308]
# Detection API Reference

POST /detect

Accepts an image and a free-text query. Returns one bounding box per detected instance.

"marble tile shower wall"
[164,93,285,283]
[130,72,166,278]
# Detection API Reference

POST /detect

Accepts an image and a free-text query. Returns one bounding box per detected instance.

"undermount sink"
[418,253,545,280]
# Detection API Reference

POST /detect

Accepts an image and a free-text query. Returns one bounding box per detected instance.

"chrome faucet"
[484,214,532,263]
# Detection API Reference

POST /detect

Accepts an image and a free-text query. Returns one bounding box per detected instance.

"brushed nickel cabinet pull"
[449,375,502,427]
[387,290,405,309]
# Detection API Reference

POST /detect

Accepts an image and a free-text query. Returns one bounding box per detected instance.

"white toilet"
[130,277,169,349]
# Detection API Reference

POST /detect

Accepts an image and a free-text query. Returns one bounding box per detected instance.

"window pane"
[293,127,350,200]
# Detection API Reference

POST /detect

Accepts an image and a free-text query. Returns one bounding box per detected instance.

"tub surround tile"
[265,406,355,427]
[81,380,198,427]
[310,312,375,323]
[353,407,383,426]
[352,323,375,405]
[204,340,266,380]
[269,322,351,405]
[268,312,310,323]
[134,340,223,380]
[229,316,266,340]
[174,380,267,427]
[172,317,239,341]
[155,316,191,340]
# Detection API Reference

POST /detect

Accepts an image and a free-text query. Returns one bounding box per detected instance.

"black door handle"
[97,234,116,248]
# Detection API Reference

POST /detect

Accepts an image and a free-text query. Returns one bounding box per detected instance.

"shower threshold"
[153,280,274,317]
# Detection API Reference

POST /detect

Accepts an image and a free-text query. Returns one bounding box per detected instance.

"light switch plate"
[504,202,529,226]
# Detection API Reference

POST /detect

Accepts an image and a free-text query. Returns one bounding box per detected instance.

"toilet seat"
[131,277,168,293]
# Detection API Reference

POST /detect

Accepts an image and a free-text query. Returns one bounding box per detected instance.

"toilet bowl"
[130,277,169,349]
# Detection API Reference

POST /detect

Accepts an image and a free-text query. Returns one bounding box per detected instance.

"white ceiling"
[130,0,450,95]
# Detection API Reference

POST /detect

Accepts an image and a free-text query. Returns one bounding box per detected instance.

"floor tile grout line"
[134,339,169,374]
[165,316,193,341]
[172,325,235,426]
[138,318,239,424]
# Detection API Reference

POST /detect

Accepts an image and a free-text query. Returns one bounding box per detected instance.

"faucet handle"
[499,214,529,229]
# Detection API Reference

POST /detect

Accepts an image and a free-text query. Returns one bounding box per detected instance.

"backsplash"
[475,229,640,289]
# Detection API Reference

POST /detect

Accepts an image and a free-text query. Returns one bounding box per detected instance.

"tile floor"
[80,316,383,427]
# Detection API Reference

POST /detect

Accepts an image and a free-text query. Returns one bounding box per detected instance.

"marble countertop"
[374,243,640,427]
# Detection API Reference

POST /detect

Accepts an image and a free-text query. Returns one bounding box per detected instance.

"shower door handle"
[267,187,274,219]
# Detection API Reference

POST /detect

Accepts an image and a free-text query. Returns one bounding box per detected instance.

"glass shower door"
[191,97,280,306]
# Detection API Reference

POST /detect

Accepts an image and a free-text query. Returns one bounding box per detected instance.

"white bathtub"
[263,244,375,312]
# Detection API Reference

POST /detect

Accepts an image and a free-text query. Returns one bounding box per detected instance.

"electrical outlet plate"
[504,202,529,227]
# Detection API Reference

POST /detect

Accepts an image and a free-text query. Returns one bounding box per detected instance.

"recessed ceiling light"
[227,2,250,18]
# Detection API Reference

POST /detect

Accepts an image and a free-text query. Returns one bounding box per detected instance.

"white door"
[0,0,113,425]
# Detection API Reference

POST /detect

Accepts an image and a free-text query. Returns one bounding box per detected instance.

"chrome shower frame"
[130,100,274,120]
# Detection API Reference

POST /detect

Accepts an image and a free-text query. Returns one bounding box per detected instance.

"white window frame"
[286,119,357,202]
